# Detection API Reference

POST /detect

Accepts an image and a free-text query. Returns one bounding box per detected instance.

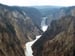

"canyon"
[0,3,75,56]
[25,16,48,56]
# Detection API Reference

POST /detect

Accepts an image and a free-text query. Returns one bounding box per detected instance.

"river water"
[25,17,48,56]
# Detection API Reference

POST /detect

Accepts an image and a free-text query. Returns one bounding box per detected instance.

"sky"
[0,0,75,6]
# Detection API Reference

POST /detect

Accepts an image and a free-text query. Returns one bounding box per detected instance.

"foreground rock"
[32,16,75,56]
[0,15,25,56]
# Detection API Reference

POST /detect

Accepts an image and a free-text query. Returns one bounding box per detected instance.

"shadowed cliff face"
[32,16,75,56]
[0,15,25,56]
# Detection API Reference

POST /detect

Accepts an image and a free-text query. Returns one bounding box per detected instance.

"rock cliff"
[32,16,75,56]
[0,4,42,44]
[0,4,42,56]
[0,15,25,56]
[46,6,75,26]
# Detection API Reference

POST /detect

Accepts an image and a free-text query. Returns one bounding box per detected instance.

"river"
[25,17,48,56]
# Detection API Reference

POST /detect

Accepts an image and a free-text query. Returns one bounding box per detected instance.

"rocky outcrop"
[32,16,75,56]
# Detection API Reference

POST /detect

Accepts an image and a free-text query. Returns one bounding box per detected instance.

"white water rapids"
[25,17,48,56]
[25,35,41,56]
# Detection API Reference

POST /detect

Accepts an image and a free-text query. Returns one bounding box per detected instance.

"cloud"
[0,0,75,6]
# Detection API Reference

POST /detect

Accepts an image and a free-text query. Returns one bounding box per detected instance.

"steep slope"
[46,6,75,25]
[0,4,42,28]
[32,16,75,56]
[0,4,42,56]
[0,15,25,56]
[20,7,42,28]
[0,4,42,44]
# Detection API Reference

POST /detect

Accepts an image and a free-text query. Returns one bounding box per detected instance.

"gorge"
[25,16,48,56]
[0,3,75,56]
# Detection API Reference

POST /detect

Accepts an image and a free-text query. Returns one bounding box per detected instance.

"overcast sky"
[0,0,75,6]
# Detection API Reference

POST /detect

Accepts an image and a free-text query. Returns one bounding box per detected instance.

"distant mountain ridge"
[33,5,75,26]
[33,6,61,16]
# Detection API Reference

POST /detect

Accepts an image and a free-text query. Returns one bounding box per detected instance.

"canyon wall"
[32,16,75,56]
[0,4,42,56]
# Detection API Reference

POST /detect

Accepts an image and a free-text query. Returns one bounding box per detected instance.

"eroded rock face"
[49,6,75,25]
[0,4,42,44]
[0,15,25,56]
[32,16,75,56]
